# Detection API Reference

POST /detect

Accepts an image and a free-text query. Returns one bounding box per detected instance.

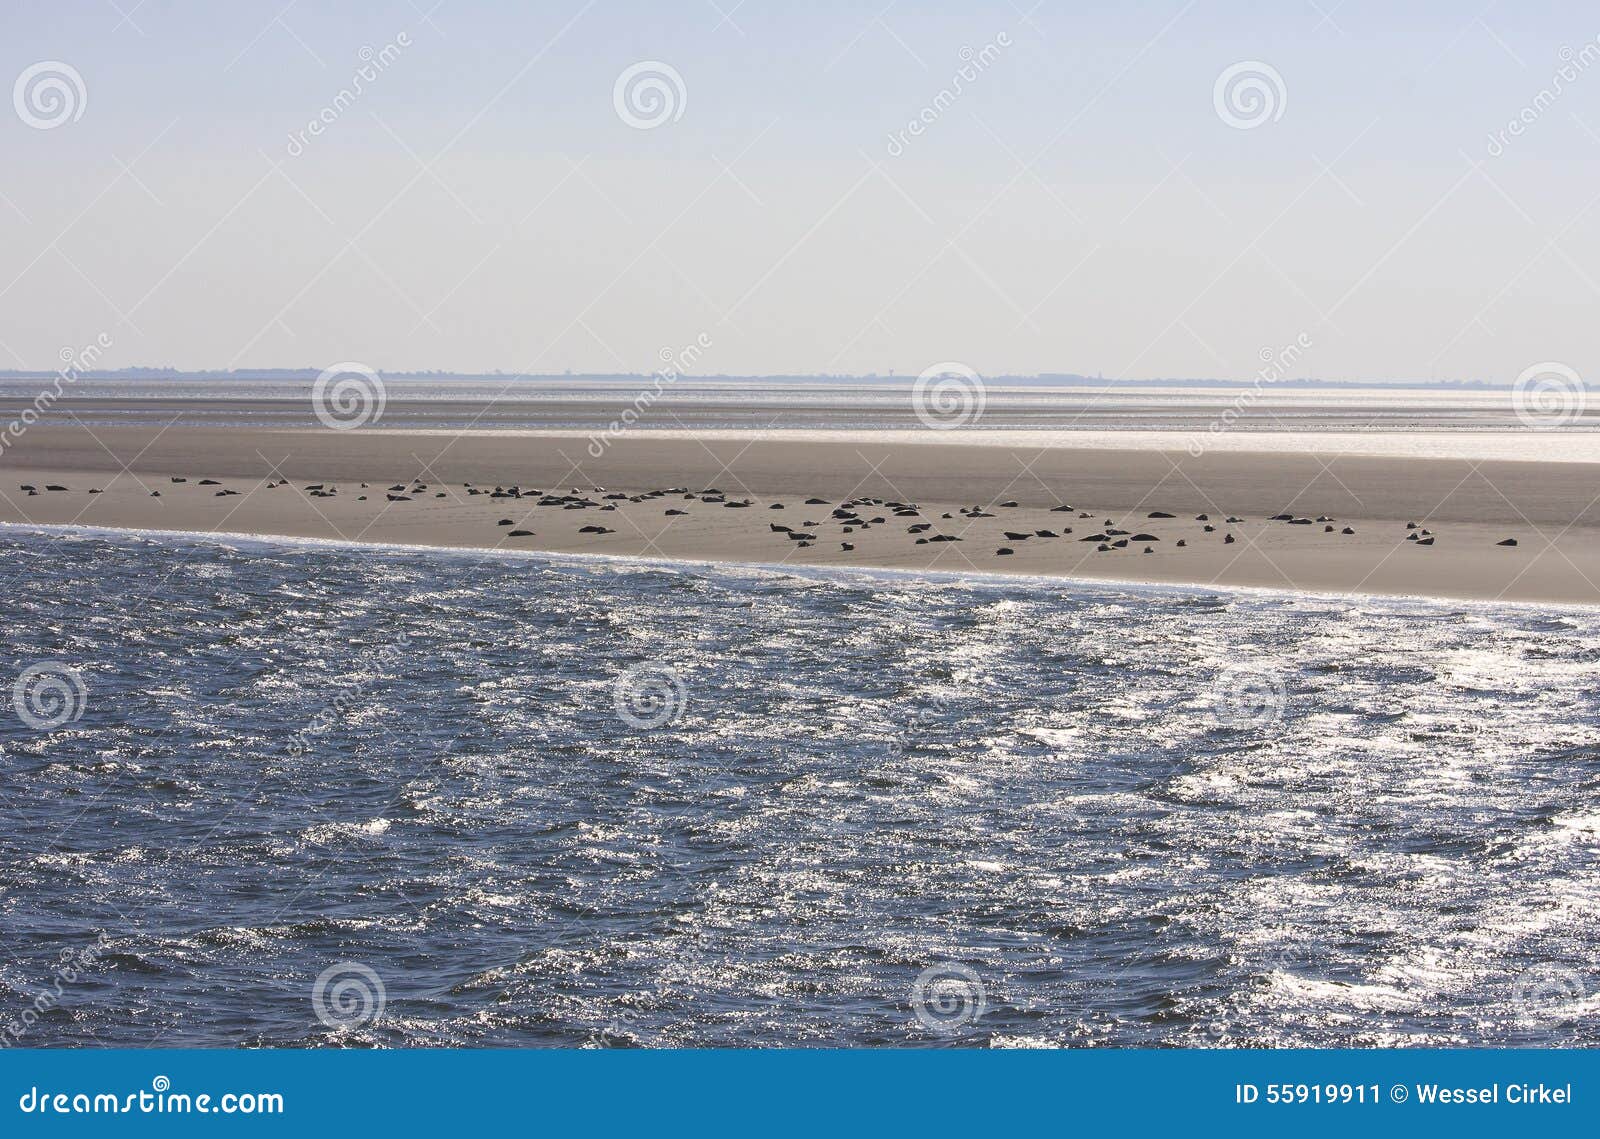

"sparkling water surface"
[1,527,1598,1047]
[5,378,1596,437]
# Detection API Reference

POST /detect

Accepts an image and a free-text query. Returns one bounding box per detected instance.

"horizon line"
[0,368,1509,389]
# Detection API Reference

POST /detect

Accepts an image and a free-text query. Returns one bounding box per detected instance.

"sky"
[3,1,1599,382]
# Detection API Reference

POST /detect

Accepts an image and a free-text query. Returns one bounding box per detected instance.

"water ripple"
[0,528,1597,1047]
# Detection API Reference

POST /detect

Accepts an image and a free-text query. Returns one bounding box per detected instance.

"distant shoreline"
[0,371,1514,390]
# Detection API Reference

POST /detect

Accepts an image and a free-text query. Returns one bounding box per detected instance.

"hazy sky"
[4,1,1598,381]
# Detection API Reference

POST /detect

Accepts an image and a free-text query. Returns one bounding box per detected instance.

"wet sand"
[2,421,1598,603]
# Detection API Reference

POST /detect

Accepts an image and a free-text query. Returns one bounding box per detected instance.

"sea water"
[1,527,1597,1047]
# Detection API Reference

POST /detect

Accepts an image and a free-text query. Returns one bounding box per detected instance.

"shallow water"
[1,528,1598,1047]
[5,378,1597,441]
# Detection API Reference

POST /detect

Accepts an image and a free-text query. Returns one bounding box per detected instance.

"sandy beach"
[3,414,1599,602]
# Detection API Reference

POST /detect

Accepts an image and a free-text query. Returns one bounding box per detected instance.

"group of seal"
[18,479,1530,557]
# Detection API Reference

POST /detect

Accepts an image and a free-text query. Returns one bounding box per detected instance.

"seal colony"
[1,415,1597,602]
[10,475,1530,556]
[0,470,1558,603]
